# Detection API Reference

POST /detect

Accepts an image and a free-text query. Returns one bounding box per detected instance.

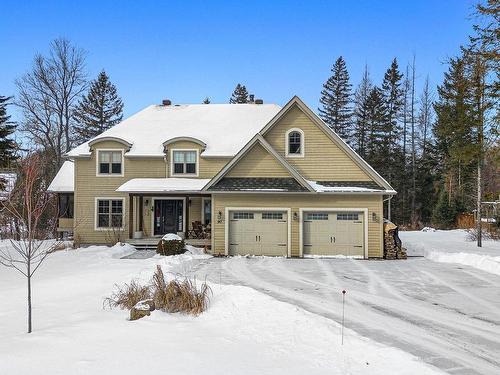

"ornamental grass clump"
[104,280,152,310]
[151,265,211,316]
[105,265,211,317]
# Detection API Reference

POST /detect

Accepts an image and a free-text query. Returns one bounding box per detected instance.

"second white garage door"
[303,211,364,257]
[228,210,288,256]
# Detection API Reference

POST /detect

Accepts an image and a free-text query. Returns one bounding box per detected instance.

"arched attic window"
[286,128,304,157]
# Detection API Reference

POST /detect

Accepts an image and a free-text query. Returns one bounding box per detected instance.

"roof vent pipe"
[162,99,172,106]
[255,99,264,104]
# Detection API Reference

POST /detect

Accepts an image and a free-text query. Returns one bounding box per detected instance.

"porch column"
[185,195,190,239]
[139,196,143,231]
[128,195,134,239]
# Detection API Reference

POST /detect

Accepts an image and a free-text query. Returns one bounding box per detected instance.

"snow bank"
[0,242,442,375]
[400,229,500,276]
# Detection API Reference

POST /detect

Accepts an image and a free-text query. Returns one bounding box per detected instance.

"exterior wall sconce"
[293,212,299,221]
[217,211,223,224]
[372,212,378,221]
[144,199,149,207]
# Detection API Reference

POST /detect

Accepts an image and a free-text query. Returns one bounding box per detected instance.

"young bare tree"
[15,38,87,174]
[0,154,60,333]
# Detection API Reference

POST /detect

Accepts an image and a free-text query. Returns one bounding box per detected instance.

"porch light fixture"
[372,212,377,221]
[293,212,298,221]
[217,211,223,223]
[144,199,149,207]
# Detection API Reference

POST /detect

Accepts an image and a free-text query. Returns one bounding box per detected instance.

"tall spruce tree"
[433,56,476,212]
[353,65,372,157]
[73,71,123,143]
[229,84,249,103]
[365,86,387,168]
[0,96,18,168]
[381,58,403,155]
[319,56,352,139]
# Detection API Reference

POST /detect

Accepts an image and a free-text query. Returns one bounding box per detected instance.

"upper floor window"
[286,129,304,157]
[172,150,197,176]
[98,150,123,175]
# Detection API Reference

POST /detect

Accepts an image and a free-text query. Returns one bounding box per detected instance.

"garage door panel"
[303,211,364,257]
[229,210,288,256]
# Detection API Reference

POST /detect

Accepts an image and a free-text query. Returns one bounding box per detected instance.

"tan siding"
[264,105,373,181]
[212,194,383,258]
[166,140,228,178]
[227,143,291,177]
[74,140,228,244]
[74,141,167,244]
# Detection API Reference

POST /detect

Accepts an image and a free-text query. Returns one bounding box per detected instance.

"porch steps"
[125,238,211,251]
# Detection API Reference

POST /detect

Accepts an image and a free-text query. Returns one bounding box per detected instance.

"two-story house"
[48,96,396,258]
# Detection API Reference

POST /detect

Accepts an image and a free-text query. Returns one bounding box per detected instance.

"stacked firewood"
[383,221,407,260]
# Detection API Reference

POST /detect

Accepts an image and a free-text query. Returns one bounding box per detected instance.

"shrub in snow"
[157,238,185,256]
[104,281,152,310]
[152,265,211,316]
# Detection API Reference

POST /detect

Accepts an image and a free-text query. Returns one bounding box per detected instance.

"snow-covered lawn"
[401,229,500,276]
[0,242,443,375]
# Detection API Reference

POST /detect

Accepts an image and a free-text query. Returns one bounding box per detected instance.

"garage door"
[303,211,364,257]
[229,210,288,256]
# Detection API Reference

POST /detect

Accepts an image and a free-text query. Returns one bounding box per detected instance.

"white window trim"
[96,149,125,177]
[150,197,187,237]
[299,208,368,259]
[224,207,292,257]
[285,128,305,158]
[169,149,199,177]
[94,197,126,231]
[202,197,212,226]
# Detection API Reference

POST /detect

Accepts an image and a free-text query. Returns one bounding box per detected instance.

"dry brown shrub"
[151,265,211,315]
[104,280,152,310]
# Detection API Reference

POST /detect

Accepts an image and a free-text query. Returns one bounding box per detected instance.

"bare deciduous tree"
[15,38,87,174]
[0,154,61,333]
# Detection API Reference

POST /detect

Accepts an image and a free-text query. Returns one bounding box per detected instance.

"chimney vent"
[162,99,172,106]
[255,99,264,104]
[249,94,255,103]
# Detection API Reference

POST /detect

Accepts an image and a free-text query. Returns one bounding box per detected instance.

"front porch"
[126,193,212,250]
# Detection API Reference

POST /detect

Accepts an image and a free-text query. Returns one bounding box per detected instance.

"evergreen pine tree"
[433,56,476,208]
[229,84,249,103]
[202,97,211,104]
[381,58,403,154]
[365,86,387,169]
[318,56,352,139]
[353,65,372,157]
[0,95,18,168]
[73,71,123,143]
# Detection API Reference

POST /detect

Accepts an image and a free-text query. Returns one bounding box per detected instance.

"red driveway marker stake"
[341,290,346,345]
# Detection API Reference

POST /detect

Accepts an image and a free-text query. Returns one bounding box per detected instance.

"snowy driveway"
[189,257,500,375]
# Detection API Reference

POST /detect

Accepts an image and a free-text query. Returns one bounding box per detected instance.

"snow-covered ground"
[0,241,443,375]
[401,229,500,276]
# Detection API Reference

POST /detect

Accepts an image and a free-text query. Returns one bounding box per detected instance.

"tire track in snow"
[200,258,500,375]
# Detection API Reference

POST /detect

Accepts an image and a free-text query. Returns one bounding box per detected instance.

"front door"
[154,200,183,236]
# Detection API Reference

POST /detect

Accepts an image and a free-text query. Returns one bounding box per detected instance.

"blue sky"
[1,0,477,121]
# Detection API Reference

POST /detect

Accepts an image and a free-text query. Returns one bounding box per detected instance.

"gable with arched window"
[286,128,304,157]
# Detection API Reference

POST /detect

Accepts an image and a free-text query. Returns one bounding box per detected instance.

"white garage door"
[229,210,288,256]
[303,211,364,257]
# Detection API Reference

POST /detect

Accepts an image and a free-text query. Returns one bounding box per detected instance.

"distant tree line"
[318,1,498,233]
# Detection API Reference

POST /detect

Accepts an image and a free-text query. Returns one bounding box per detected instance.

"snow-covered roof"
[66,103,282,158]
[0,172,17,200]
[116,178,211,193]
[307,180,396,194]
[47,161,74,193]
